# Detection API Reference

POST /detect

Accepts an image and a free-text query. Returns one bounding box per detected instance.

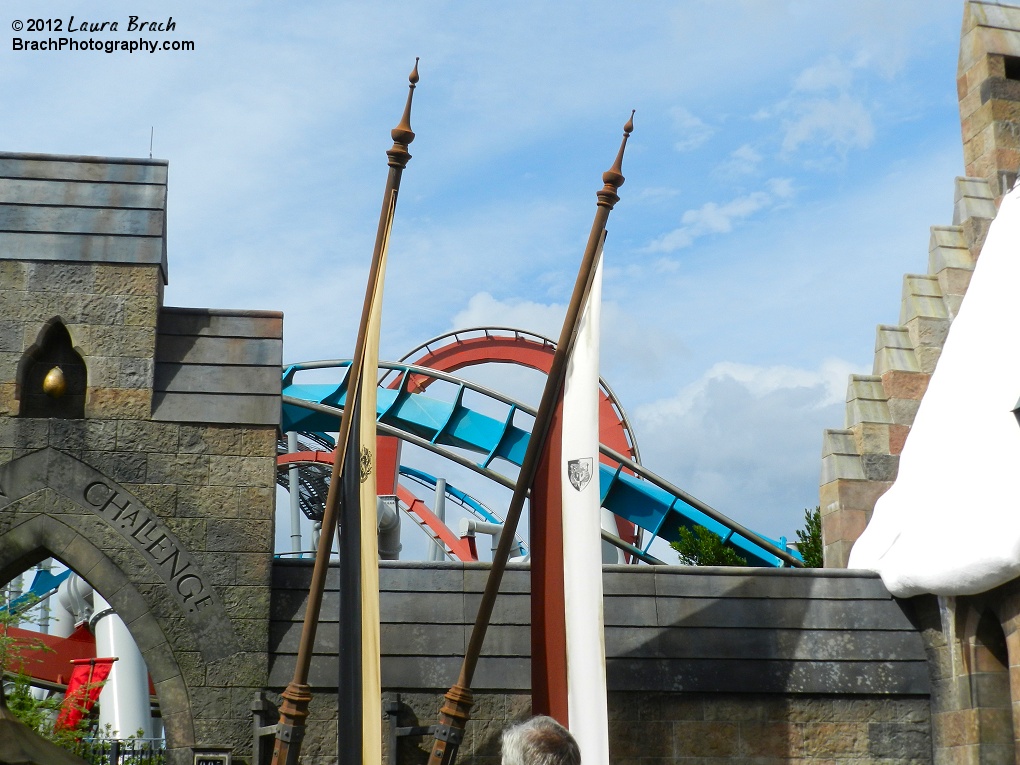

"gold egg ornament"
[42,366,66,398]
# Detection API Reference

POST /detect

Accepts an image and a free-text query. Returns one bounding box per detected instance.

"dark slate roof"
[269,561,930,696]
[152,306,283,425]
[0,151,169,282]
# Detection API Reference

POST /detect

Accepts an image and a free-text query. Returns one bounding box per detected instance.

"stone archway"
[0,447,250,763]
[0,511,197,750]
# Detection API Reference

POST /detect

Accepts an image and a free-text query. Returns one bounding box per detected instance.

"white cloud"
[682,192,770,234]
[794,56,855,93]
[743,53,881,163]
[645,227,695,253]
[767,177,795,200]
[753,53,880,160]
[781,93,874,156]
[643,359,854,420]
[631,358,857,538]
[647,178,796,253]
[636,186,683,202]
[446,292,685,402]
[449,292,565,339]
[670,107,714,152]
[713,143,763,178]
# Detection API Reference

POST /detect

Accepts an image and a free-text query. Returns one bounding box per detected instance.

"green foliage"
[1,592,50,677]
[4,671,86,750]
[795,506,823,568]
[1,585,93,748]
[670,525,748,566]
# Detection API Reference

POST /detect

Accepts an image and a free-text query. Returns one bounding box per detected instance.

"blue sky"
[3,1,968,553]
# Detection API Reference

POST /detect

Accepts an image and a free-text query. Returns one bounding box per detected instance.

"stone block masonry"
[270,561,932,764]
[959,2,1020,203]
[0,152,282,765]
[0,259,161,419]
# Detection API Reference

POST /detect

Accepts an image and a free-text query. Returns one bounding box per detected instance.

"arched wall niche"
[994,584,1020,760]
[0,511,197,753]
[16,318,88,419]
[947,595,1019,763]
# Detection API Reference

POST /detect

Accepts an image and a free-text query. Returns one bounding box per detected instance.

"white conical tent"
[849,185,1020,597]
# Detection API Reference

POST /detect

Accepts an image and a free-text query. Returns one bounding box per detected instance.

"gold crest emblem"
[359,446,373,483]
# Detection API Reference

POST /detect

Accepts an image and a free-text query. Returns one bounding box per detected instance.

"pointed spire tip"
[598,110,635,206]
[389,58,419,166]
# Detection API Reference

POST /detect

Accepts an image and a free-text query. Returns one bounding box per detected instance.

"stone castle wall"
[269,561,932,765]
[0,152,282,765]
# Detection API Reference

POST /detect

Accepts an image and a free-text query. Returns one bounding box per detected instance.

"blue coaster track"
[281,360,802,567]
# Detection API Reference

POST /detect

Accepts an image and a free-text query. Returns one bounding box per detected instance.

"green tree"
[670,526,748,566]
[1,587,92,750]
[795,506,823,568]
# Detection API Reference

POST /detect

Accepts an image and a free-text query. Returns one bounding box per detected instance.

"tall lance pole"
[426,111,635,765]
[271,58,419,765]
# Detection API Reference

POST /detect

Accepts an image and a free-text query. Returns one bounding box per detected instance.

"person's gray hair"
[501,715,581,765]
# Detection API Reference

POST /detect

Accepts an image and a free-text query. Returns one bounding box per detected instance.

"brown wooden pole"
[271,59,419,765]
[427,111,634,765]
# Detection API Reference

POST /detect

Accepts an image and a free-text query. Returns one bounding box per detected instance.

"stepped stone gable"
[820,7,1020,762]
[819,178,993,568]
[0,152,282,765]
[820,0,1020,569]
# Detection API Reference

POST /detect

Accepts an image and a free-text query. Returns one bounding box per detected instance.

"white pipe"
[287,432,303,556]
[428,478,448,562]
[460,518,504,558]
[377,496,402,561]
[29,562,54,703]
[91,592,151,739]
[59,574,94,627]
[49,579,76,640]
[600,509,625,564]
[10,574,23,628]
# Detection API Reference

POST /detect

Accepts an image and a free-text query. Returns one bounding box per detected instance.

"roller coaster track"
[391,327,641,465]
[393,327,644,555]
[280,358,802,567]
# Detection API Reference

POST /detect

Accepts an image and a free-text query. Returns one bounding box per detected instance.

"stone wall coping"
[0,150,168,167]
[274,558,883,580]
[160,306,284,320]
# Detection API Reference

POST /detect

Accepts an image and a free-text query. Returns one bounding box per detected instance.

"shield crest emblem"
[359,446,373,483]
[567,458,593,492]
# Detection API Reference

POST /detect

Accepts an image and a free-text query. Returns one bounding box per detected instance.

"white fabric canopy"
[849,186,1020,597]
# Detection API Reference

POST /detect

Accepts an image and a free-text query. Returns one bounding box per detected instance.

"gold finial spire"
[598,110,635,209]
[388,57,419,169]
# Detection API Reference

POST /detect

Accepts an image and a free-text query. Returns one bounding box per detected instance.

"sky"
[2,0,971,558]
